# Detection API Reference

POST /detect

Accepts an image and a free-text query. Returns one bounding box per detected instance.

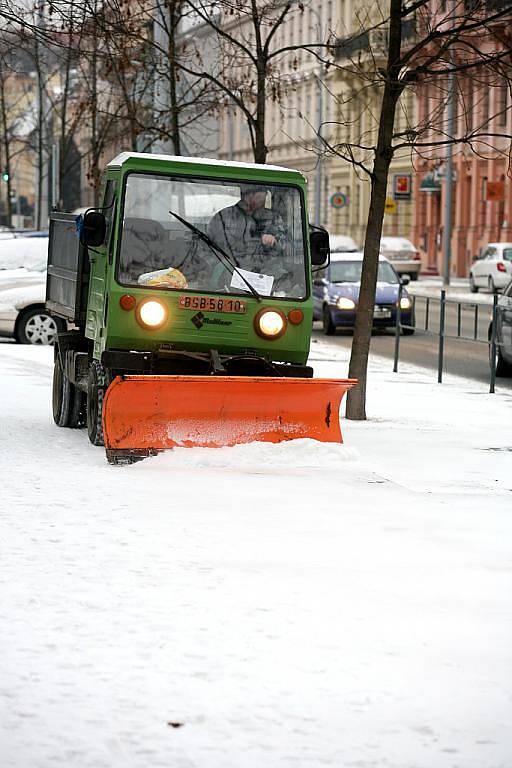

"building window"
[466,79,473,133]
[497,84,508,127]
[481,78,489,127]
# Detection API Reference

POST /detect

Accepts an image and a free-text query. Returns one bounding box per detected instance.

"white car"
[329,234,359,254]
[379,236,421,280]
[469,242,512,293]
[0,237,64,344]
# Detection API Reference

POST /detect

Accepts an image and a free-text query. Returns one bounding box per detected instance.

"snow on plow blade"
[102,375,357,464]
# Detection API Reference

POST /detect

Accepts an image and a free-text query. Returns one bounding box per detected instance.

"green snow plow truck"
[46,152,355,463]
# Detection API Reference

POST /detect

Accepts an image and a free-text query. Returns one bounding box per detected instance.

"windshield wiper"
[168,209,262,301]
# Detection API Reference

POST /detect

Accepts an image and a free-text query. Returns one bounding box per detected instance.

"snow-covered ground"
[1,340,511,768]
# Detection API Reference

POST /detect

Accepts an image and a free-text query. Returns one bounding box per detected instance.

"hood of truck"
[103,284,312,365]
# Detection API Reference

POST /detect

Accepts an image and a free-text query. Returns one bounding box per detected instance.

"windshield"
[330,261,399,284]
[118,173,307,299]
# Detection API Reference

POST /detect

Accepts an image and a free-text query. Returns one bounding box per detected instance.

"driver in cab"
[207,184,287,269]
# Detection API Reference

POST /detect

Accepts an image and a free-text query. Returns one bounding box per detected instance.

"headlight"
[336,297,356,310]
[400,296,412,310]
[136,299,168,329]
[254,308,286,339]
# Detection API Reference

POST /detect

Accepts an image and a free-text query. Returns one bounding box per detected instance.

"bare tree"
[0,56,16,226]
[320,0,512,419]
[95,0,219,157]
[178,0,333,164]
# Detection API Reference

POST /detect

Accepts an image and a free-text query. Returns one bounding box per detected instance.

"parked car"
[379,236,421,280]
[12,229,49,238]
[329,234,359,253]
[470,242,512,293]
[0,236,64,344]
[0,228,48,239]
[313,252,415,335]
[488,279,512,376]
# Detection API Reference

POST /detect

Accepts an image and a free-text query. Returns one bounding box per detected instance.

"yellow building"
[217,1,416,247]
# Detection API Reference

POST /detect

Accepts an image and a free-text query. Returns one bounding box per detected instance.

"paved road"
[312,278,512,392]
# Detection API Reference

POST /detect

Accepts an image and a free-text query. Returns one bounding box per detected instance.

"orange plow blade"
[102,375,357,464]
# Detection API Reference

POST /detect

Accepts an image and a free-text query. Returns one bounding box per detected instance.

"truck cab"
[46,153,332,455]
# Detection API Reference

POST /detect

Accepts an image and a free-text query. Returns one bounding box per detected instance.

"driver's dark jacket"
[207,203,287,269]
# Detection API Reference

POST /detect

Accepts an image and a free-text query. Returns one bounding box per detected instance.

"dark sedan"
[313,254,415,335]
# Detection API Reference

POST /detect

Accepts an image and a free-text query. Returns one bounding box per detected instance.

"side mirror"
[310,227,330,266]
[80,210,107,247]
[400,275,410,286]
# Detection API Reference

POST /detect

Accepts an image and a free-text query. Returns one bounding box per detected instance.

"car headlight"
[336,297,356,310]
[254,308,286,339]
[399,296,412,310]
[136,299,168,329]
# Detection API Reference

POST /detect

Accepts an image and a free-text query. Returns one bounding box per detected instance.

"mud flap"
[102,375,357,463]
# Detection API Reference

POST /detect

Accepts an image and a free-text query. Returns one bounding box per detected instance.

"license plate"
[178,295,247,314]
[373,308,391,318]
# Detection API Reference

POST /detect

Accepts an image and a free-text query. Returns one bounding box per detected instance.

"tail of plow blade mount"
[102,375,357,465]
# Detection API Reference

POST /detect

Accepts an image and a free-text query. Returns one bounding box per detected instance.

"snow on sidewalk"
[0,341,511,768]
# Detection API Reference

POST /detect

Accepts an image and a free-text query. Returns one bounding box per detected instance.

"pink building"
[412,8,512,277]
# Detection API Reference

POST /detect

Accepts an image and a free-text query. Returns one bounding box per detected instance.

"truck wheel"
[52,353,83,428]
[17,307,64,345]
[87,361,108,446]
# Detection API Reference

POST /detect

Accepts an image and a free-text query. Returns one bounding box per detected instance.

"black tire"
[469,274,478,293]
[489,333,512,377]
[402,311,416,336]
[488,276,497,294]
[87,360,108,446]
[52,353,84,428]
[322,305,336,335]
[17,307,64,345]
[410,273,418,281]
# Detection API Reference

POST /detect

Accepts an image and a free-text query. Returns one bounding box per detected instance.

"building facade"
[412,7,512,277]
[216,0,416,248]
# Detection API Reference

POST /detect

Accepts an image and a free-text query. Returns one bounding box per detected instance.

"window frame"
[114,170,311,301]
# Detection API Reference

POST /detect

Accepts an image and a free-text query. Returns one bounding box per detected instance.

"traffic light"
[1,171,8,182]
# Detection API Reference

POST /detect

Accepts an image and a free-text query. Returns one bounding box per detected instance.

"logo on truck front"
[190,312,232,330]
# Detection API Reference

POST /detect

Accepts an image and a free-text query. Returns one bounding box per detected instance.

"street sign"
[330,192,348,208]
[393,174,412,200]
[385,198,397,214]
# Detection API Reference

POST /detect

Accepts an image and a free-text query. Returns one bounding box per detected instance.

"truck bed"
[46,212,89,327]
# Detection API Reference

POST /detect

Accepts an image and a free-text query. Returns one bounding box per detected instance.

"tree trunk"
[253,63,267,164]
[168,0,181,156]
[346,149,393,419]
[346,0,403,419]
[0,68,12,228]
[36,73,44,229]
[90,3,100,207]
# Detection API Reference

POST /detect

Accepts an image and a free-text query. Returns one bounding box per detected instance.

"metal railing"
[393,287,501,392]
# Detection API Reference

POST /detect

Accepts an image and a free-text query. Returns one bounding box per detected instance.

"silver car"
[379,236,421,280]
[0,237,64,344]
